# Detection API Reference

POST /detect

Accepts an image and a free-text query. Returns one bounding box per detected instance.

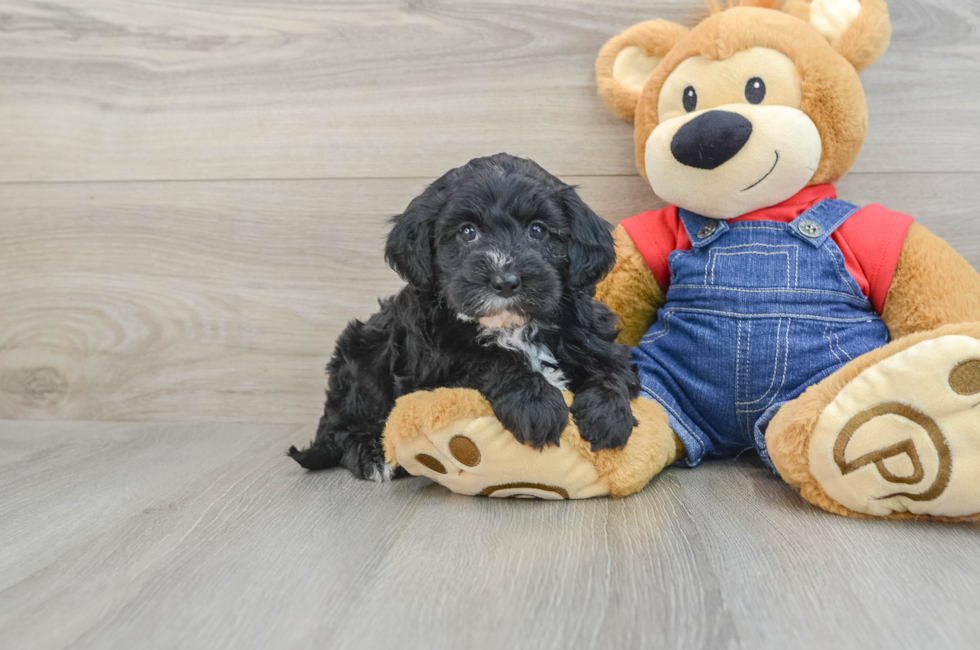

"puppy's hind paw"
[366,462,407,483]
[340,441,408,482]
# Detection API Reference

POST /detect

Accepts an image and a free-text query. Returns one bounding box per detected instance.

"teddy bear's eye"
[683,86,698,112]
[745,77,766,104]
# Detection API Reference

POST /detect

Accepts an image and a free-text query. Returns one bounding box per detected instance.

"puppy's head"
[385,154,615,328]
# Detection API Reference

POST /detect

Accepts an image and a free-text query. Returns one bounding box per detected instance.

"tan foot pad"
[809,335,980,517]
[394,416,610,499]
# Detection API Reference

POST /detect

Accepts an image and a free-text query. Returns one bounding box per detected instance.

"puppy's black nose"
[491,273,521,298]
[671,110,752,170]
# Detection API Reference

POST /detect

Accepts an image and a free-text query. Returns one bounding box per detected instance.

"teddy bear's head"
[596,0,891,219]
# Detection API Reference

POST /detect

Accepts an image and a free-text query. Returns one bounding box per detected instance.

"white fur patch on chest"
[480,325,569,391]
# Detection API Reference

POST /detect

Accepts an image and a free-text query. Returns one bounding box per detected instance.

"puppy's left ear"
[561,187,616,291]
[385,178,446,289]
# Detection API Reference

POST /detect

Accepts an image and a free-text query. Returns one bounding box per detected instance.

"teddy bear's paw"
[808,335,980,518]
[393,416,610,500]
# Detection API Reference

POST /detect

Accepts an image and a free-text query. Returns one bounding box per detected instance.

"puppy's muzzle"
[491,273,521,298]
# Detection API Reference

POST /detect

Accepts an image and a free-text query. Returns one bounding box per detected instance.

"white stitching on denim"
[826,205,859,236]
[823,322,843,364]
[668,285,871,305]
[823,243,859,297]
[639,312,672,344]
[833,329,853,361]
[663,307,877,323]
[735,320,743,406]
[737,318,791,418]
[708,242,799,249]
[704,243,796,285]
[710,251,792,288]
[736,320,782,407]
[742,321,754,436]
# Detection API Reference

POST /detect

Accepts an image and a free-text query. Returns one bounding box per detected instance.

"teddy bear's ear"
[596,20,689,121]
[792,0,891,72]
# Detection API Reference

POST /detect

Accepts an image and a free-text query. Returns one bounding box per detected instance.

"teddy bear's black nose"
[671,110,753,170]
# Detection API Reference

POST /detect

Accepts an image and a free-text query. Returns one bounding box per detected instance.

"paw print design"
[393,414,609,499]
[809,335,980,518]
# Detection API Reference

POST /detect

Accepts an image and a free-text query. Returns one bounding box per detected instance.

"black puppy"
[288,154,640,480]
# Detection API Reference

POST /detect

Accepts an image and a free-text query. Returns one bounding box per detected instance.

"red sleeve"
[620,206,690,290]
[833,204,914,314]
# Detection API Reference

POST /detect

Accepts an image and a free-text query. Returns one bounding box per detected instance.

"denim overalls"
[631,199,889,469]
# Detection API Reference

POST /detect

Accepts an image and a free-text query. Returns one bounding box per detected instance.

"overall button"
[698,220,718,239]
[799,219,823,238]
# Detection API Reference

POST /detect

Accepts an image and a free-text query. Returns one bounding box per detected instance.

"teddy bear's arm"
[594,224,665,347]
[881,222,980,339]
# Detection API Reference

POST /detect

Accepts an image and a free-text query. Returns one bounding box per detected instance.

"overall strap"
[787,199,860,248]
[677,209,730,249]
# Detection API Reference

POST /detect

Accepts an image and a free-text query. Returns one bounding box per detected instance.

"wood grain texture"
[2,173,978,423]
[2,3,979,648]
[0,0,977,183]
[1,421,979,650]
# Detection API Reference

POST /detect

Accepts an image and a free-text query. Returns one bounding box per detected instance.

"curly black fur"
[288,154,640,480]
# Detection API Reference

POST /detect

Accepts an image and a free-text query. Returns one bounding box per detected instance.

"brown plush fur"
[882,223,980,339]
[631,8,869,186]
[382,388,495,467]
[779,0,812,22]
[766,322,980,521]
[386,1,979,518]
[562,396,684,497]
[595,1,891,186]
[705,0,782,16]
[594,224,665,347]
[833,0,892,73]
[724,0,891,73]
[595,20,690,121]
[745,224,980,521]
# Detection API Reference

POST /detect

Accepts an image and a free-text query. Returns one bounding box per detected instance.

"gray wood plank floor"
[3,420,980,650]
[3,1,980,648]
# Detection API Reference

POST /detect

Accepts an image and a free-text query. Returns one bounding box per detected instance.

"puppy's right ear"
[596,20,689,121]
[385,179,446,289]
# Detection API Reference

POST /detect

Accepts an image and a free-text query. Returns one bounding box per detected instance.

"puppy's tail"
[287,441,343,470]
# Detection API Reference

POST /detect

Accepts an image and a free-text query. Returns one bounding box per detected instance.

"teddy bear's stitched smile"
[742,150,780,192]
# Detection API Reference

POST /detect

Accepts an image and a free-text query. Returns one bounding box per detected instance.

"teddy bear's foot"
[383,388,683,499]
[769,324,980,520]
[384,388,608,498]
[393,415,611,499]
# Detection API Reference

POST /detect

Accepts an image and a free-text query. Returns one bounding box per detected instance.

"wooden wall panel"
[0,0,977,182]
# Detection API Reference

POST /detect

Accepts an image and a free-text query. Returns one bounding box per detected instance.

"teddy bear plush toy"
[382,0,980,521]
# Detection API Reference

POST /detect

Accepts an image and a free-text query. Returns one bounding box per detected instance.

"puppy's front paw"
[492,385,569,448]
[571,390,637,451]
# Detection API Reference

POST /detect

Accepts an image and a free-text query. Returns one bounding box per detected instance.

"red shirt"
[620,185,913,314]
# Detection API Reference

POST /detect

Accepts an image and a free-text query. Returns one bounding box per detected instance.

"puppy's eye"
[528,221,548,241]
[683,86,697,113]
[458,223,479,243]
[745,77,766,104]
